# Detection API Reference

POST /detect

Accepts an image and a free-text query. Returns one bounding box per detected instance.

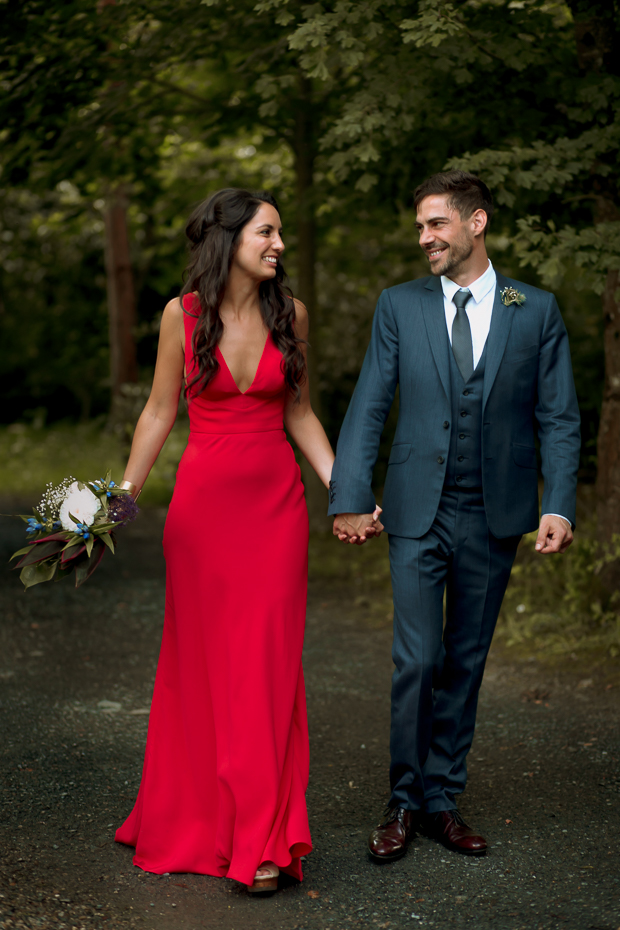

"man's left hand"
[534,515,573,554]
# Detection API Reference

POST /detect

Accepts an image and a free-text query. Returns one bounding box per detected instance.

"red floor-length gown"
[116,294,312,884]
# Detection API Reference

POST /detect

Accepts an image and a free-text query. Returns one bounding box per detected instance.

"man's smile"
[426,246,448,260]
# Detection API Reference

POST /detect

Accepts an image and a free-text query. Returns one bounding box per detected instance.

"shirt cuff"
[543,513,572,529]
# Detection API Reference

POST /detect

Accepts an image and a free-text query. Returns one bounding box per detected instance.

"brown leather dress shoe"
[424,810,487,855]
[367,807,417,861]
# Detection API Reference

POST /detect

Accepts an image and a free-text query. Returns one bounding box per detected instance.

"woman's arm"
[121,298,186,495]
[283,300,335,489]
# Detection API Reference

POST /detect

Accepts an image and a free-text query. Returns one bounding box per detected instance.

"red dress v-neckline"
[216,335,271,395]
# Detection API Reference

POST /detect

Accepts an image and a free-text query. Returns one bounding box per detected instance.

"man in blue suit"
[328,170,580,859]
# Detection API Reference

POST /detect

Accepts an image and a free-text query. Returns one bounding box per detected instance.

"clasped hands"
[333,507,384,545]
[332,511,573,552]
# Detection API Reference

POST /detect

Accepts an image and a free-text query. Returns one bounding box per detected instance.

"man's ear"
[471,209,488,238]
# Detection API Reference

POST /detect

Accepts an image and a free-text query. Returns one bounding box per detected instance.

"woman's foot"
[247,861,279,893]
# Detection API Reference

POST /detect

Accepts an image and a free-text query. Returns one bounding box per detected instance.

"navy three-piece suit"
[328,271,580,813]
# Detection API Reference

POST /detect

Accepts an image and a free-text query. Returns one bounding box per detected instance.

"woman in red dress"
[114,189,367,892]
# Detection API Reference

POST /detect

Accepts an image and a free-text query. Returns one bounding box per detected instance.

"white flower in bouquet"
[59,482,101,532]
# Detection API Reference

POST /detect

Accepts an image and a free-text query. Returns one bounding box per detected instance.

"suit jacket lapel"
[421,277,450,401]
[483,273,515,410]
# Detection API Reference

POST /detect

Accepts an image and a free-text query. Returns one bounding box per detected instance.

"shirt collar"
[441,260,496,305]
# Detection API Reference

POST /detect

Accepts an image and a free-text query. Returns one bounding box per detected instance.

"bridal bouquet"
[10,471,139,589]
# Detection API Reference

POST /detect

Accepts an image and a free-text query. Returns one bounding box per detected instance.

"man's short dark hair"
[413,170,494,235]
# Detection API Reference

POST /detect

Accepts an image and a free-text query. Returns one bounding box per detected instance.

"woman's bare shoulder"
[292,297,308,321]
[163,295,186,320]
[291,297,308,337]
[159,297,187,352]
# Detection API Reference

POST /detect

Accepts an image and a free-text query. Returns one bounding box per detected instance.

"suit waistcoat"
[445,341,488,489]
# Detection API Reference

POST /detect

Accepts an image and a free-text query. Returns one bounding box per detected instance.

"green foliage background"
[0,1,618,656]
[0,0,613,463]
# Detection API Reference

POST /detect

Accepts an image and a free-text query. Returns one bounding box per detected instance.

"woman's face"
[231,202,284,281]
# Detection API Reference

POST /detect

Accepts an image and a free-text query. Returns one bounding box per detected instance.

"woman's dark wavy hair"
[180,188,306,401]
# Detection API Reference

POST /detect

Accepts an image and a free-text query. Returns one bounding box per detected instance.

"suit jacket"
[327,272,581,539]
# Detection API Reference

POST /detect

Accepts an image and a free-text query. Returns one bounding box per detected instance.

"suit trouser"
[388,487,521,813]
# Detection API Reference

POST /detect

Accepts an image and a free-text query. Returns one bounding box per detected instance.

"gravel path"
[0,507,619,930]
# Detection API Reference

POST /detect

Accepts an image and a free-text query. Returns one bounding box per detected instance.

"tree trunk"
[293,75,331,533]
[571,3,620,542]
[104,185,138,411]
[596,269,620,542]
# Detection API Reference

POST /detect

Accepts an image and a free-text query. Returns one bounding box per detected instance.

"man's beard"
[427,236,473,277]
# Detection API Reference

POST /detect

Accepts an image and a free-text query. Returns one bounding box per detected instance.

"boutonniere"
[500,286,526,307]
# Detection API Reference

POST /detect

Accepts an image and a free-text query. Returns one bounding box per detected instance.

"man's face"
[415,194,479,278]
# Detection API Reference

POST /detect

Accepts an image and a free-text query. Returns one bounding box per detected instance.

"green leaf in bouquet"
[20,559,58,589]
[13,539,65,569]
[17,509,45,524]
[91,521,119,534]
[60,541,86,565]
[85,534,95,558]
[89,486,103,504]
[99,532,115,554]
[10,545,36,560]
[75,538,106,587]
[61,535,82,552]
[55,565,74,582]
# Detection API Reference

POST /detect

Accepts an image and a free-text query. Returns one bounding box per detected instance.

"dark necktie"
[452,289,474,382]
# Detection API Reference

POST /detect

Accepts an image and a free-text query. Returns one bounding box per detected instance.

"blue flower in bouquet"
[26,518,43,534]
[93,478,116,498]
[75,523,91,540]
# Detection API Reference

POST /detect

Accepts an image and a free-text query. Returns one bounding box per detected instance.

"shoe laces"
[380,806,407,827]
[440,809,467,827]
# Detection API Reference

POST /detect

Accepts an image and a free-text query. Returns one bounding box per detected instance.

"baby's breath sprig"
[37,476,76,522]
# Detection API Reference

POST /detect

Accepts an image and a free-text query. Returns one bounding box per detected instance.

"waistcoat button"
[460,411,467,418]
[457,455,464,462]
[463,390,470,396]
[456,475,463,482]
[459,433,466,440]
[443,421,450,429]
[437,456,444,464]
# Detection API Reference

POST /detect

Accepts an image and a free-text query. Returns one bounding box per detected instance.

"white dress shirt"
[440,261,571,530]
[441,260,496,369]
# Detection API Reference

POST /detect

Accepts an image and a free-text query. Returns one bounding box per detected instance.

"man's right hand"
[333,508,384,545]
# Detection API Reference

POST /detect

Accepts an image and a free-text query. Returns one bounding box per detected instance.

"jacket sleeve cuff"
[327,479,376,516]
